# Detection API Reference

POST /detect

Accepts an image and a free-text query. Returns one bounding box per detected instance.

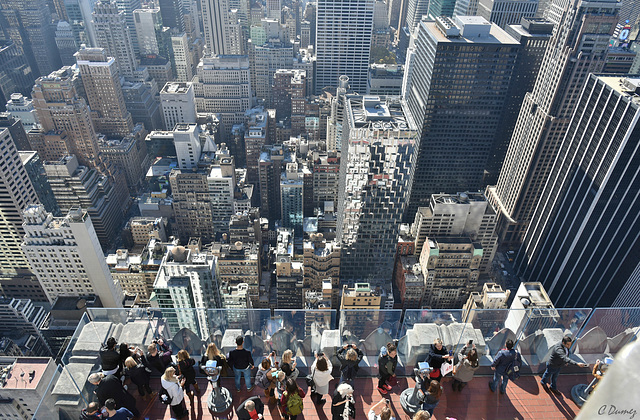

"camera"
[318,351,324,357]
[468,339,473,346]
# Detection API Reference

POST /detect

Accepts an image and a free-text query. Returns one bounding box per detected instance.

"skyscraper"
[315,0,374,94]
[92,0,138,78]
[160,82,197,130]
[337,96,418,286]
[0,41,35,108]
[22,205,124,307]
[19,151,59,216]
[55,21,79,66]
[281,162,304,236]
[114,0,142,55]
[193,54,252,141]
[516,75,640,308]
[404,16,519,222]
[44,155,127,248]
[31,67,101,167]
[0,0,61,77]
[133,8,163,56]
[75,46,134,137]
[202,0,244,55]
[171,32,194,82]
[487,0,619,247]
[405,0,429,32]
[158,0,185,32]
[0,128,40,272]
[478,0,539,28]
[485,17,554,185]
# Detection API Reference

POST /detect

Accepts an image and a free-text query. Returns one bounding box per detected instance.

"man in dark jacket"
[88,373,139,417]
[143,338,172,374]
[336,344,364,384]
[228,336,255,391]
[79,402,103,420]
[489,339,518,394]
[236,395,264,420]
[540,335,587,393]
[100,337,121,375]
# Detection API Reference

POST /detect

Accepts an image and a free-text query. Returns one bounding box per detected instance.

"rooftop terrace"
[36,306,640,419]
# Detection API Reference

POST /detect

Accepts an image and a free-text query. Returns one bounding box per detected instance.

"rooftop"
[0,358,50,390]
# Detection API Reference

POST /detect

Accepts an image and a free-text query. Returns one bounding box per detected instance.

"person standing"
[489,339,519,394]
[540,335,588,394]
[452,347,479,392]
[336,344,364,384]
[331,383,354,420]
[281,349,299,380]
[161,366,189,419]
[102,398,133,420]
[310,351,333,405]
[377,342,398,394]
[88,373,139,418]
[200,343,228,382]
[177,349,201,407]
[228,336,255,392]
[422,380,443,416]
[100,337,121,376]
[143,339,172,375]
[123,356,154,400]
[280,378,305,420]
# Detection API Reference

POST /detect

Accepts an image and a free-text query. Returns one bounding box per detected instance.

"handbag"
[387,375,398,387]
[441,361,454,377]
[429,368,440,378]
[305,368,316,387]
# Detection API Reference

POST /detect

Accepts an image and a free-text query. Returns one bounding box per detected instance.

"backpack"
[159,387,172,405]
[505,352,522,380]
[286,390,303,416]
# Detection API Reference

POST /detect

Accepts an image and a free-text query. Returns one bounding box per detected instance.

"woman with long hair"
[452,345,479,392]
[281,349,299,380]
[422,380,443,416]
[310,351,333,405]
[161,366,188,419]
[200,342,228,385]
[124,356,154,400]
[177,349,200,407]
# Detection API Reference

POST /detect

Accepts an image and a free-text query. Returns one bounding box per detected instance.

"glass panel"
[574,307,640,362]
[465,308,529,359]
[399,309,465,371]
[516,308,591,368]
[273,309,336,357]
[207,309,272,361]
[339,309,402,357]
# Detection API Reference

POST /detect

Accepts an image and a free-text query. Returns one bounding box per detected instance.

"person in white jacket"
[310,351,334,405]
[161,366,188,419]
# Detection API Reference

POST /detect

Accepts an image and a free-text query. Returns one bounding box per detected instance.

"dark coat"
[178,357,197,384]
[491,348,517,374]
[336,347,364,380]
[236,396,264,420]
[95,375,138,416]
[427,344,448,370]
[124,363,151,390]
[143,342,172,374]
[331,388,352,420]
[100,347,121,371]
[378,354,397,378]
[547,343,579,369]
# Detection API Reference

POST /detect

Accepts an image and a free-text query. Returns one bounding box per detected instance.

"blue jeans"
[490,371,509,393]
[234,366,252,390]
[541,365,561,390]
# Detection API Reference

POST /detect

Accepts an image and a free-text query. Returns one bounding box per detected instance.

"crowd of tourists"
[82,334,587,419]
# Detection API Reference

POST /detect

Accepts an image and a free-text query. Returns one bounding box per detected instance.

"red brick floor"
[137,374,589,420]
